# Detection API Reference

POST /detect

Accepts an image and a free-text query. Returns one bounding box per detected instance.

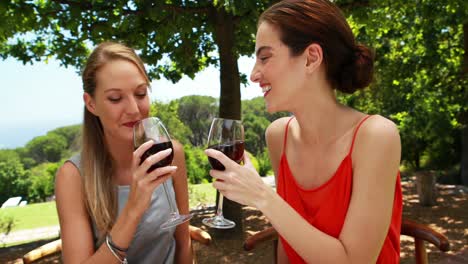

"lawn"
[0,202,58,232]
[0,183,216,235]
[188,182,216,208]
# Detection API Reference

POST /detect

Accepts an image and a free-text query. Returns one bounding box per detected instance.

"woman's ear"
[305,43,323,74]
[83,92,98,116]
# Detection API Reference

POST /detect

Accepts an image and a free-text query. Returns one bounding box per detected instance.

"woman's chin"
[265,102,284,114]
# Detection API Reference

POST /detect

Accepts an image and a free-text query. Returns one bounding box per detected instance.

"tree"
[25,133,68,164]
[337,0,467,179]
[177,95,218,146]
[461,22,468,184]
[150,100,192,145]
[0,149,20,163]
[49,124,82,152]
[28,162,58,203]
[0,157,29,204]
[1,0,276,117]
[183,144,211,184]
[243,113,270,155]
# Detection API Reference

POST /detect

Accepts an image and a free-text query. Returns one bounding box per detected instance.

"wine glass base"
[202,216,236,229]
[160,213,193,229]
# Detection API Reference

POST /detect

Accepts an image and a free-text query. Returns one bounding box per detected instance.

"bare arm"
[56,141,177,264]
[172,140,193,264]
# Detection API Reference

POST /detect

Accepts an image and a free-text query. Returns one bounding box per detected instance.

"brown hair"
[259,0,374,93]
[81,42,149,242]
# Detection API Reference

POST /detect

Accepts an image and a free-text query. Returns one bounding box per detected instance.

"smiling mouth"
[262,86,271,96]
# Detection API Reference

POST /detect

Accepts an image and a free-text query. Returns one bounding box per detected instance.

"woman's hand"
[127,140,178,217]
[205,149,275,209]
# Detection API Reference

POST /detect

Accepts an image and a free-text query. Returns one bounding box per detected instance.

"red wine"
[208,140,244,171]
[139,141,174,173]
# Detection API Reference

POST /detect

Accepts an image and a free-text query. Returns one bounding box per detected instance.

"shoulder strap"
[348,115,372,155]
[282,116,296,151]
[68,154,82,175]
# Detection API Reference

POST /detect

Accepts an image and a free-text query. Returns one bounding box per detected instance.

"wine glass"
[134,117,192,229]
[202,118,245,229]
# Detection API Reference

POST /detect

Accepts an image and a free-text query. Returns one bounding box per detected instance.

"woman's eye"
[136,93,147,98]
[108,97,121,102]
[259,56,270,62]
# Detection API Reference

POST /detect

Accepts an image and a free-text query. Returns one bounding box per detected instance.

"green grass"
[0,183,215,235]
[0,184,216,247]
[0,202,59,232]
[188,182,216,208]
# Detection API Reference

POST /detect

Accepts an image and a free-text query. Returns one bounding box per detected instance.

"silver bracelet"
[106,234,128,264]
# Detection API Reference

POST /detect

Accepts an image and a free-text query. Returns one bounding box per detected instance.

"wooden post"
[415,171,438,206]
[414,238,429,264]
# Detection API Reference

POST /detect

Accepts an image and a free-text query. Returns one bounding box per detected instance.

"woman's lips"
[123,121,138,128]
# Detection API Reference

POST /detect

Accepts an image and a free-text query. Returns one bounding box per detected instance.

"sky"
[0,56,263,149]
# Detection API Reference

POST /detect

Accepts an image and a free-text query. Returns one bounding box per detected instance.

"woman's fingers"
[133,140,154,167]
[146,165,178,182]
[209,167,234,182]
[243,151,255,168]
[205,149,238,170]
[134,148,173,178]
[212,177,228,191]
[134,165,176,194]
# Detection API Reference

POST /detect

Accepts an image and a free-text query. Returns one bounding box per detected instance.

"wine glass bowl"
[133,117,192,229]
[139,141,174,173]
[207,140,245,171]
[203,118,245,229]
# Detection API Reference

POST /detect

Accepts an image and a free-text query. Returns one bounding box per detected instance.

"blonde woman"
[55,42,192,263]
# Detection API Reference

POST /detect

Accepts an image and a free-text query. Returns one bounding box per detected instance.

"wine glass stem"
[216,193,224,217]
[163,182,177,214]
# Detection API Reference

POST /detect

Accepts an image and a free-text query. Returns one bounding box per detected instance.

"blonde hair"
[81,42,150,241]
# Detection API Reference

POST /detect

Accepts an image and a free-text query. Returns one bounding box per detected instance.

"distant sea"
[0,121,80,149]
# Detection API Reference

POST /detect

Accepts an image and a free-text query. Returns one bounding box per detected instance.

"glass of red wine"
[202,118,245,229]
[133,117,192,229]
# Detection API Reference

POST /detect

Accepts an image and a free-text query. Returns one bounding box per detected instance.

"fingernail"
[170,166,178,170]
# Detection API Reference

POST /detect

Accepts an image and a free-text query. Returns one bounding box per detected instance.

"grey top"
[68,155,176,264]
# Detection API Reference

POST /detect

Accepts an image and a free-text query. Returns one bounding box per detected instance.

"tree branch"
[159,4,211,14]
[52,0,93,10]
[337,0,372,11]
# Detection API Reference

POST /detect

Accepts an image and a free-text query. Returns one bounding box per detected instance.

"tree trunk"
[214,9,241,120]
[415,171,438,206]
[211,8,243,239]
[462,119,468,185]
[461,23,468,186]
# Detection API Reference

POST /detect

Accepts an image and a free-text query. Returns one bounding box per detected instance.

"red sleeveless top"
[277,116,402,263]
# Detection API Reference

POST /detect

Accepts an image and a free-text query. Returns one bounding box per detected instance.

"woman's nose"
[250,66,261,83]
[127,97,139,114]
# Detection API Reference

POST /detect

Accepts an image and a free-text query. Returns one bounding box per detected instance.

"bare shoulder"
[359,115,400,145]
[55,161,82,189]
[55,160,89,223]
[265,117,291,149]
[265,117,292,170]
[353,114,401,168]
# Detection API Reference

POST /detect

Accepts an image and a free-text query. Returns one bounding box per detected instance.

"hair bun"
[352,44,374,90]
[336,44,374,94]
